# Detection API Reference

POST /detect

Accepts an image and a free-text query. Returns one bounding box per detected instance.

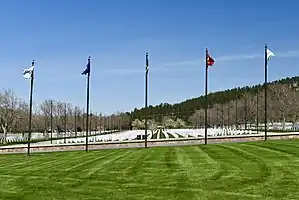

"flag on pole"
[23,61,34,79]
[146,52,149,73]
[82,57,91,75]
[206,52,215,66]
[266,49,274,61]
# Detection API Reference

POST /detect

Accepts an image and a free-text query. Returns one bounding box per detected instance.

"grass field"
[0,140,299,200]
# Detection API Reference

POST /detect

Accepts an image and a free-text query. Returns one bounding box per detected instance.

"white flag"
[267,49,274,61]
[23,66,34,79]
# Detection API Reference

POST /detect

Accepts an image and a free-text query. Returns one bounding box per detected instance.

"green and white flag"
[266,49,274,61]
[23,61,35,79]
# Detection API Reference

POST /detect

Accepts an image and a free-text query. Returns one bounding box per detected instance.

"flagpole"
[85,56,91,152]
[145,52,149,148]
[27,60,34,156]
[264,44,268,141]
[74,107,77,138]
[50,100,53,144]
[204,48,208,145]
[256,90,259,134]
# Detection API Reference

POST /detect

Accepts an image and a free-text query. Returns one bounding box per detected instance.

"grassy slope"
[0,140,299,200]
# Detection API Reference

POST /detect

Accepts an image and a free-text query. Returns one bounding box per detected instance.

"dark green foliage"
[128,76,299,123]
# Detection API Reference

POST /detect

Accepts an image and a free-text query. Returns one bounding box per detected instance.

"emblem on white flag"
[23,66,34,79]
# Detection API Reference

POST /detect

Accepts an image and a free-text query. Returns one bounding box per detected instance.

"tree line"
[128,76,299,128]
[0,89,131,143]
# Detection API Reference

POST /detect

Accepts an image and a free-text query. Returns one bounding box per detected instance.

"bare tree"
[0,89,22,143]
[12,100,29,135]
[66,103,74,133]
[39,100,52,133]
[188,109,204,128]
[120,113,131,130]
[269,83,296,129]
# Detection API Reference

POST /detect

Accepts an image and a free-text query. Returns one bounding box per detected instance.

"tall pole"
[221,103,224,128]
[64,102,67,143]
[256,91,259,134]
[74,107,77,138]
[264,44,268,141]
[228,103,230,128]
[107,116,109,132]
[235,99,238,129]
[27,60,34,156]
[89,113,92,135]
[95,113,98,134]
[85,57,91,151]
[244,96,247,129]
[112,117,115,133]
[82,108,85,137]
[119,116,122,132]
[208,105,210,127]
[111,116,113,132]
[108,116,110,131]
[145,52,149,148]
[199,111,201,128]
[204,48,208,145]
[50,100,53,144]
[100,116,103,133]
[216,106,219,127]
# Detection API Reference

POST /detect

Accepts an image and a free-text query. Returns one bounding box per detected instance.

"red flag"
[206,53,215,66]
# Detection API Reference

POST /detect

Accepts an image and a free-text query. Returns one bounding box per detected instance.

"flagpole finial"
[32,60,35,66]
[206,48,208,52]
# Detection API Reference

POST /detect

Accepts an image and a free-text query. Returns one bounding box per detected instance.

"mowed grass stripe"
[4,151,99,174]
[239,143,299,188]
[176,146,221,181]
[217,144,272,184]
[0,153,65,170]
[85,149,136,177]
[0,140,299,199]
[196,144,273,195]
[238,142,299,198]
[245,141,299,158]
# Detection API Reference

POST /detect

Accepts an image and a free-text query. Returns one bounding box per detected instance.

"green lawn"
[1,140,299,200]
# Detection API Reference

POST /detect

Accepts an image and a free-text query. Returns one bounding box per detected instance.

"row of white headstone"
[0,131,114,144]
[165,128,257,138]
[54,128,258,144]
[0,134,45,144]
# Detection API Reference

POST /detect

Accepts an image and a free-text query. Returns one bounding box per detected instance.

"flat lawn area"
[0,140,299,200]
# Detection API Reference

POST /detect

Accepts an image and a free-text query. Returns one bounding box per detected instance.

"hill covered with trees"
[128,76,299,129]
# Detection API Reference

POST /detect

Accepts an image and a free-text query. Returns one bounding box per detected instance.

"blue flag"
[82,57,91,75]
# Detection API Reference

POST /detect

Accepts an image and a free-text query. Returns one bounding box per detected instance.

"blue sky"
[0,0,299,115]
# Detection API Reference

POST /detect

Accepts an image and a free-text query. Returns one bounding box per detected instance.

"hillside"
[129,76,299,127]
